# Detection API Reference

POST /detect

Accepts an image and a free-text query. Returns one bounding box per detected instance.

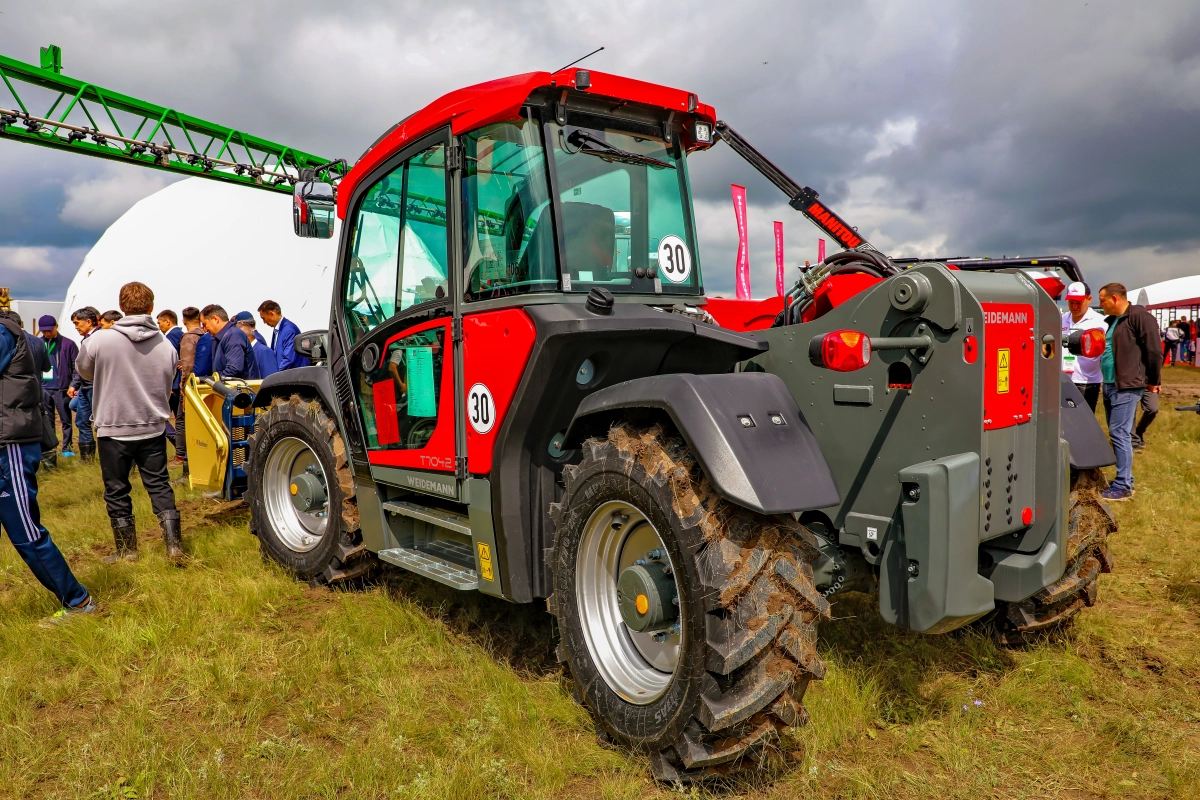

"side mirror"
[293,181,336,239]
[294,330,329,363]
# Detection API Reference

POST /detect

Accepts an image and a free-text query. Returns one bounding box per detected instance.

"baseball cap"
[232,311,255,324]
[37,315,56,331]
[1064,281,1090,299]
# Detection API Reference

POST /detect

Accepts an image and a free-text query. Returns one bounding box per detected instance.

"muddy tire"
[992,467,1116,645]
[246,395,376,586]
[548,423,830,782]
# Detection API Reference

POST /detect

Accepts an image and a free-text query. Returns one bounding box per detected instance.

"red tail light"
[1081,328,1105,359]
[963,335,978,364]
[812,330,872,371]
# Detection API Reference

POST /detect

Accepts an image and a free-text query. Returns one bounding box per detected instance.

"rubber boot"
[102,517,138,564]
[79,441,96,462]
[159,510,184,562]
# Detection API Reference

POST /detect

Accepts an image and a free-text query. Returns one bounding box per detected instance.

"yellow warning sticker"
[997,348,1010,394]
[477,542,494,582]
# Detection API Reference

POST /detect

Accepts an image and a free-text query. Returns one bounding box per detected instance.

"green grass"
[2,401,1200,798]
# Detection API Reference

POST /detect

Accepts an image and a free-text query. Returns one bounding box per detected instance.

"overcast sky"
[3,0,1199,301]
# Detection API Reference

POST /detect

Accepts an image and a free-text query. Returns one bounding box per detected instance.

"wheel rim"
[263,436,330,553]
[576,500,682,705]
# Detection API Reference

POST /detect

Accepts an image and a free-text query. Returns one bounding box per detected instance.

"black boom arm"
[715,121,875,253]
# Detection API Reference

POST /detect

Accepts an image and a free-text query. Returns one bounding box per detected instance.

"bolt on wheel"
[262,436,329,553]
[576,500,682,705]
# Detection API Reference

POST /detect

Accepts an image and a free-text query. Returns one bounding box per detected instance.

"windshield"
[549,121,701,296]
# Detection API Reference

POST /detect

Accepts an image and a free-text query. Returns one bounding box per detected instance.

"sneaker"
[39,596,98,628]
[1100,486,1133,502]
[61,449,75,458]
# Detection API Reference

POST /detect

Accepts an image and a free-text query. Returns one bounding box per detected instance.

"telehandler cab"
[0,51,1118,781]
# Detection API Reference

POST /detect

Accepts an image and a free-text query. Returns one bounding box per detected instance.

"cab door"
[339,134,458,484]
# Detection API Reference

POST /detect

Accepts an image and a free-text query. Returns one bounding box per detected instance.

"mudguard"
[1059,374,1116,469]
[252,366,338,413]
[564,372,840,515]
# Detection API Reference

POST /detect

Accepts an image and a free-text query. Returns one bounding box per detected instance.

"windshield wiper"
[564,129,674,170]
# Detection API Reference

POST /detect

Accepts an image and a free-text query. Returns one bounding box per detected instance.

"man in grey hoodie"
[76,282,183,562]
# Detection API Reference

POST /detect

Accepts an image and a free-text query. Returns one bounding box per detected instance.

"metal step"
[382,500,472,536]
[377,546,480,591]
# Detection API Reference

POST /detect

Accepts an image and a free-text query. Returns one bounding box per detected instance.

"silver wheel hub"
[576,501,682,705]
[263,437,330,553]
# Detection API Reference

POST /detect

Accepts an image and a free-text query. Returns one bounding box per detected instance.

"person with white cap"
[1061,281,1106,411]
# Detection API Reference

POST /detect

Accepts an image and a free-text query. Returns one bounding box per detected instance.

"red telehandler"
[0,48,1117,781]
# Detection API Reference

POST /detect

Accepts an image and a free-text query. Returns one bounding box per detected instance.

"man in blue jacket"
[203,304,258,380]
[258,300,310,370]
[37,316,79,457]
[235,314,279,378]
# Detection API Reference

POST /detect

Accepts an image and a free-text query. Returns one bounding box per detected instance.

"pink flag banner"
[731,184,750,300]
[774,221,785,296]
[818,237,826,264]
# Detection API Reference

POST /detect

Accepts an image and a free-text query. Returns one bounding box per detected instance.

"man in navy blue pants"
[0,311,95,621]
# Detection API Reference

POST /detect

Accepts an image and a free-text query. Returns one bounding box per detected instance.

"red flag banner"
[774,221,785,296]
[731,184,750,300]
[818,237,826,264]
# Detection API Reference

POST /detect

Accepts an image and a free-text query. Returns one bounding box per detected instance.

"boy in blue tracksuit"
[0,311,96,622]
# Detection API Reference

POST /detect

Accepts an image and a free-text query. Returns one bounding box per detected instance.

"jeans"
[1103,385,1141,493]
[1133,389,1159,447]
[97,434,178,522]
[43,388,72,450]
[0,442,90,607]
[74,387,94,445]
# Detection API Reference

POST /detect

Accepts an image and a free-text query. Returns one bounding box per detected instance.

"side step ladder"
[377,501,480,590]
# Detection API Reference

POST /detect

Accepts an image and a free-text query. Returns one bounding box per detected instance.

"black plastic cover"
[253,366,338,412]
[1059,373,1116,469]
[565,372,840,515]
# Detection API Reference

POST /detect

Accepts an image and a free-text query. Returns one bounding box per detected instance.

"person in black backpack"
[0,310,96,623]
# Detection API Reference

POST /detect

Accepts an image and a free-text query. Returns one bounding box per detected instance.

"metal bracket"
[455,456,468,481]
[452,316,464,343]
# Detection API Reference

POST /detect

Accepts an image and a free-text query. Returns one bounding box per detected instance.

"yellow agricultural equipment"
[182,375,261,500]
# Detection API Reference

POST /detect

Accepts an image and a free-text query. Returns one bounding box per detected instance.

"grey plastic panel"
[989,439,1069,601]
[1060,374,1116,469]
[880,453,995,633]
[354,478,389,553]
[565,372,840,515]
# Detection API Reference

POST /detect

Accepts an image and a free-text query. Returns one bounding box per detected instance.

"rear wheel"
[549,423,830,781]
[247,395,376,586]
[992,467,1116,644]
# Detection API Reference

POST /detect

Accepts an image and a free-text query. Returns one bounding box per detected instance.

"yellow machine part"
[182,375,261,491]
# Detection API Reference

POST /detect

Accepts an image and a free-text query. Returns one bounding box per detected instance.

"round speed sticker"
[467,383,496,434]
[657,235,692,284]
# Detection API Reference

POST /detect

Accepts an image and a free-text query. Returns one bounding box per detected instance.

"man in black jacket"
[0,311,95,622]
[1098,283,1162,501]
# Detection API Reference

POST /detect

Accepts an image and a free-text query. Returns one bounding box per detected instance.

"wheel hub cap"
[617,562,678,632]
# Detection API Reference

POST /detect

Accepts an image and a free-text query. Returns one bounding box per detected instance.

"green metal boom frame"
[0,46,344,191]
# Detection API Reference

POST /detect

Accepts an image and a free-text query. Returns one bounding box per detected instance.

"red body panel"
[1032,274,1066,300]
[366,318,457,472]
[339,68,717,220]
[801,274,884,322]
[705,296,784,331]
[981,303,1036,431]
[462,308,538,474]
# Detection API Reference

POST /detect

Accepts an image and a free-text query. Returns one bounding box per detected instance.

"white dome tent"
[60,178,339,333]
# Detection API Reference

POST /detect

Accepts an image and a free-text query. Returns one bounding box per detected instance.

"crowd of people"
[1061,281,1165,503]
[0,284,308,622]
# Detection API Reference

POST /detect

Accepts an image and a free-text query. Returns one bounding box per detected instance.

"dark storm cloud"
[2,0,1199,299]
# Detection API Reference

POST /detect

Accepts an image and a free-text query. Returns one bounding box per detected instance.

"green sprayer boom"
[0,44,345,190]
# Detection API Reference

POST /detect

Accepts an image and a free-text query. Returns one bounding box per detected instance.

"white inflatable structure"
[60,178,339,333]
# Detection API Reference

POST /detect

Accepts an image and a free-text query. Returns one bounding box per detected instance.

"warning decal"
[981,302,1035,431]
[997,349,1010,394]
[477,542,494,582]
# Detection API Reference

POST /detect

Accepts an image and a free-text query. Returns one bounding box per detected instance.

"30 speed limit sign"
[467,383,496,434]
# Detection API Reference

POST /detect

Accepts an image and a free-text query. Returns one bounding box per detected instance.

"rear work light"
[1067,328,1106,359]
[809,329,872,371]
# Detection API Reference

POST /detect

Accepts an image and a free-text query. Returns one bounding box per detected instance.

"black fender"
[252,366,339,413]
[563,372,840,515]
[1060,373,1116,469]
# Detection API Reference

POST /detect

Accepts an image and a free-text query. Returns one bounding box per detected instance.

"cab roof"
[337,68,716,219]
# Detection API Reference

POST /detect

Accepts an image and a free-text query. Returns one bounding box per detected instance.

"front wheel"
[549,423,830,781]
[247,395,375,586]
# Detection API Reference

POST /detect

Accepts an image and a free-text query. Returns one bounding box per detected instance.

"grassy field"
[1,372,1199,799]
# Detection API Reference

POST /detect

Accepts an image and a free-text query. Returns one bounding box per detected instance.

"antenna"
[555,46,604,74]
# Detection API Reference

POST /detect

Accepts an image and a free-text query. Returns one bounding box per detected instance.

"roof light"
[809,329,872,371]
